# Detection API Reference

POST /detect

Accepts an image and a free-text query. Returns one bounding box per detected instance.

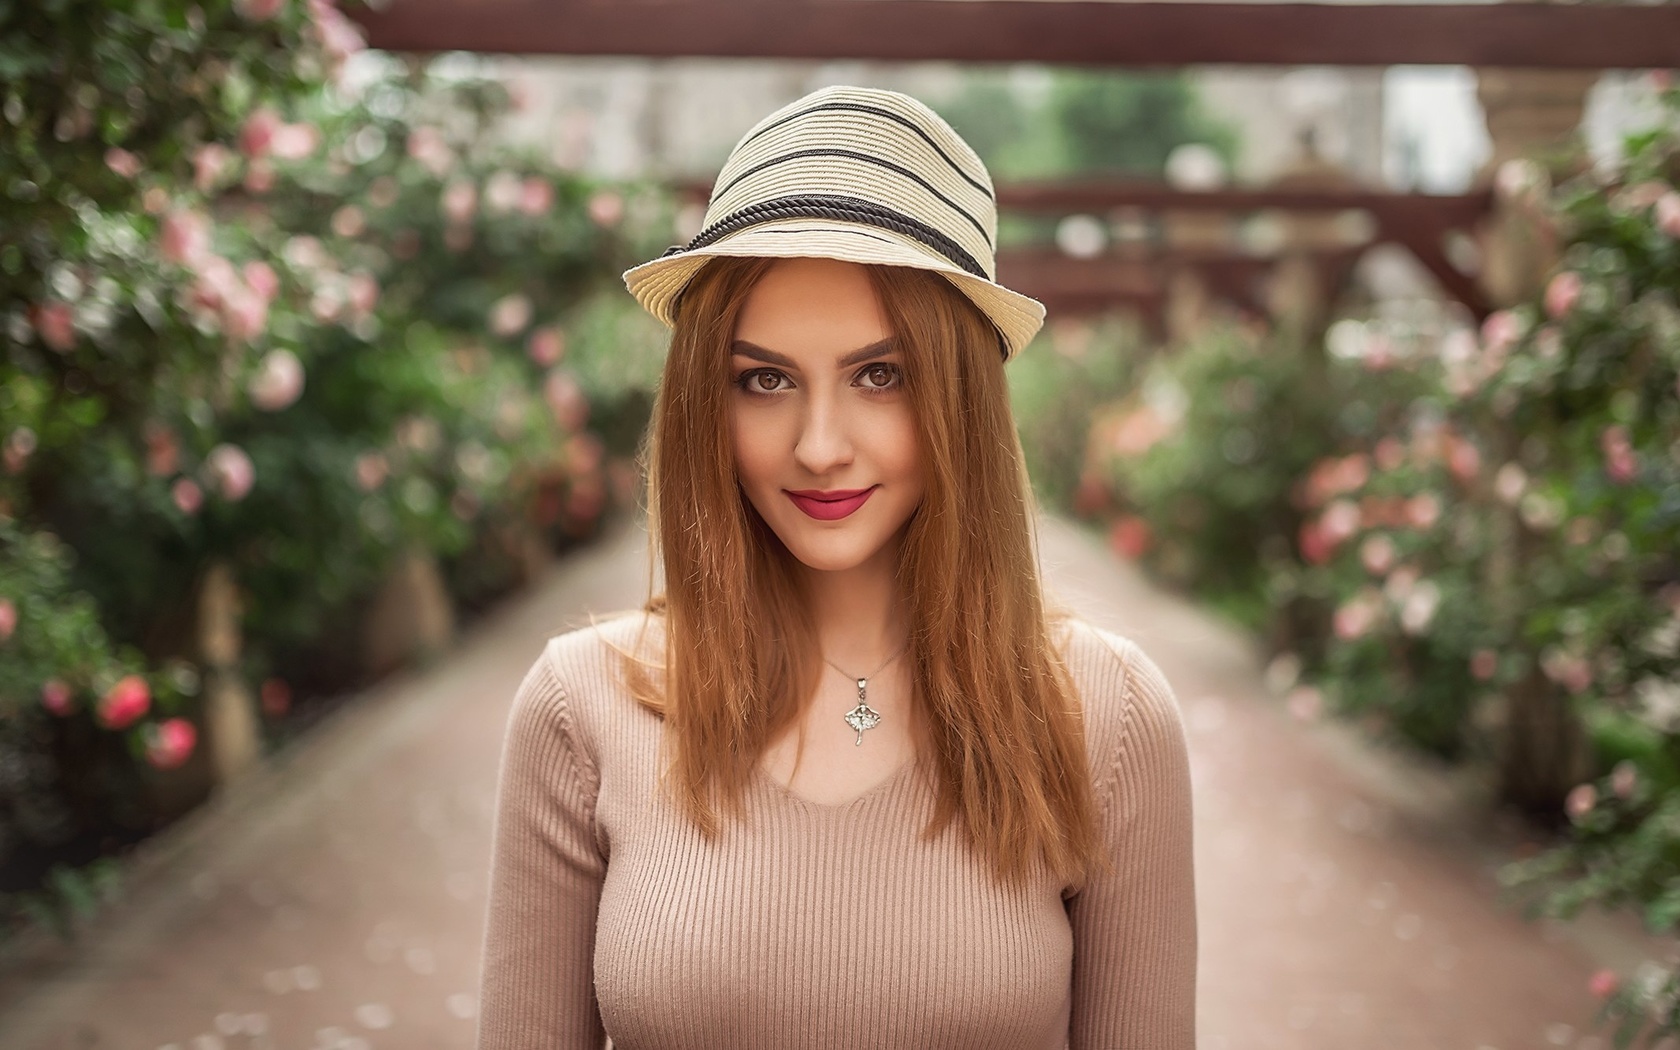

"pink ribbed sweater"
[475,612,1197,1050]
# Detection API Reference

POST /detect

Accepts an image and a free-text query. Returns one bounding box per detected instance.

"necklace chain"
[824,639,908,747]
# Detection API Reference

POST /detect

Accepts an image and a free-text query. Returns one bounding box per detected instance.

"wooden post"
[1473,64,1599,813]
[198,560,261,784]
[362,548,456,680]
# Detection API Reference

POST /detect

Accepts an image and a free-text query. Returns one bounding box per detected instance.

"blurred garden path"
[0,511,1655,1050]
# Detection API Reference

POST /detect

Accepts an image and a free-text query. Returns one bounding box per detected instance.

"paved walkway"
[0,511,1657,1050]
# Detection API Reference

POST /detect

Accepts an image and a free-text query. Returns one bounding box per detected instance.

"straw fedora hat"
[622,84,1045,362]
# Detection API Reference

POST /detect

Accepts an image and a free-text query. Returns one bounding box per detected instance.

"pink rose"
[1404,493,1441,530]
[1446,437,1481,482]
[145,422,179,477]
[1542,649,1594,694]
[248,349,305,411]
[104,147,142,178]
[1374,437,1405,472]
[204,444,255,501]
[270,121,319,161]
[346,272,379,318]
[543,370,590,431]
[1564,783,1597,823]
[32,300,75,352]
[1319,499,1361,545]
[171,477,203,515]
[240,106,283,159]
[41,679,73,717]
[0,597,15,641]
[1359,534,1395,576]
[1297,520,1333,566]
[188,255,240,316]
[3,426,37,474]
[222,288,269,343]
[354,451,389,492]
[586,190,624,228]
[192,144,232,193]
[1657,193,1680,240]
[564,432,605,479]
[243,160,276,194]
[1588,969,1620,1000]
[526,326,565,366]
[242,260,280,303]
[1544,271,1582,320]
[159,209,211,267]
[484,171,521,213]
[260,677,292,717]
[98,675,151,730]
[489,294,532,338]
[307,0,365,69]
[1333,594,1378,641]
[407,127,453,177]
[1480,310,1522,357]
[1611,760,1639,800]
[145,718,198,770]
[1601,425,1637,484]
[235,0,285,20]
[330,204,365,238]
[441,181,476,225]
[519,177,554,216]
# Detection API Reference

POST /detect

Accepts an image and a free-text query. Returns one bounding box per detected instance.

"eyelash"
[733,363,904,398]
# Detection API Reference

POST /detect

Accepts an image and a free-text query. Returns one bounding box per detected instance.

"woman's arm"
[476,645,609,1050]
[1068,637,1198,1049]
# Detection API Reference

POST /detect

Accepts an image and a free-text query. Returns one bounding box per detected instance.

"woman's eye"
[737,369,787,394]
[860,364,902,391]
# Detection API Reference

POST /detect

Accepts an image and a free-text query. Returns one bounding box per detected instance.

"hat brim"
[622,220,1045,362]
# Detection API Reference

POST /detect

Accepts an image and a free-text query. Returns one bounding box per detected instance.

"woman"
[476,85,1196,1050]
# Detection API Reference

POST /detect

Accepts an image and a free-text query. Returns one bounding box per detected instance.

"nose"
[792,386,855,476]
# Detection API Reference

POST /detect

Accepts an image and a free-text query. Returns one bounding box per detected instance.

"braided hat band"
[622,85,1046,362]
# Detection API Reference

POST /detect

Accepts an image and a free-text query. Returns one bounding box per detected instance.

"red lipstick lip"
[786,487,874,501]
[785,486,876,521]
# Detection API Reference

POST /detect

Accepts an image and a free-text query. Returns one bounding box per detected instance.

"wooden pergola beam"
[351,1,1680,69]
[996,182,1493,225]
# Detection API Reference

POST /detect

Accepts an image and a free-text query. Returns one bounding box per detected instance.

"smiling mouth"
[785,487,876,520]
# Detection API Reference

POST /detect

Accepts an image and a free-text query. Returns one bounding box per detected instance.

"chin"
[778,530,894,574]
[759,506,907,575]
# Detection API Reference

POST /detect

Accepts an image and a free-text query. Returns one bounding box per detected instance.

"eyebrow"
[730,337,897,370]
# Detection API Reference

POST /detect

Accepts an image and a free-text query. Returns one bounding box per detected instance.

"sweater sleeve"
[476,643,609,1050]
[1068,636,1198,1050]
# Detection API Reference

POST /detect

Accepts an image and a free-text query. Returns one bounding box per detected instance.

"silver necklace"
[824,639,909,746]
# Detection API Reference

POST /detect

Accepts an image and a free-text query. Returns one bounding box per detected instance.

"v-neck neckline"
[753,755,923,811]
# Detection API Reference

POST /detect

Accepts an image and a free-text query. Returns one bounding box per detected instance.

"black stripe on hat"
[737,101,994,201]
[712,148,993,251]
[665,193,989,279]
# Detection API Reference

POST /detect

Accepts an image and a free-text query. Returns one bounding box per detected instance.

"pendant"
[843,676,881,746]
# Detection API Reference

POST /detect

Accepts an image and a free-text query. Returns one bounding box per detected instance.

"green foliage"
[1007,316,1143,512]
[938,67,1238,182]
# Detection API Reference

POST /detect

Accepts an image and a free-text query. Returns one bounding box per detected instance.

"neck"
[799,533,911,676]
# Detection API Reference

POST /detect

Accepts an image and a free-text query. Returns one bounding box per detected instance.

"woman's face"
[729,257,925,575]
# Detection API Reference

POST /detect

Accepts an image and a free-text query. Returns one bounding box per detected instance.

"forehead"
[732,258,892,358]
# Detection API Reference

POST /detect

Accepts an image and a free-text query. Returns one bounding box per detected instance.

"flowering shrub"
[1476,88,1680,1045]
[1080,319,1433,635]
[0,520,200,900]
[0,0,671,929]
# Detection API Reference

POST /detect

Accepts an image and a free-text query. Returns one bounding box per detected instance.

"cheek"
[730,409,779,489]
[878,410,925,488]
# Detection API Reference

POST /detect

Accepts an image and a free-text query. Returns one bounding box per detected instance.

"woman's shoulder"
[543,607,665,669]
[515,609,665,755]
[1052,615,1184,782]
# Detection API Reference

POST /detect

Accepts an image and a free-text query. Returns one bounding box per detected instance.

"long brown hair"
[606,255,1106,889]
